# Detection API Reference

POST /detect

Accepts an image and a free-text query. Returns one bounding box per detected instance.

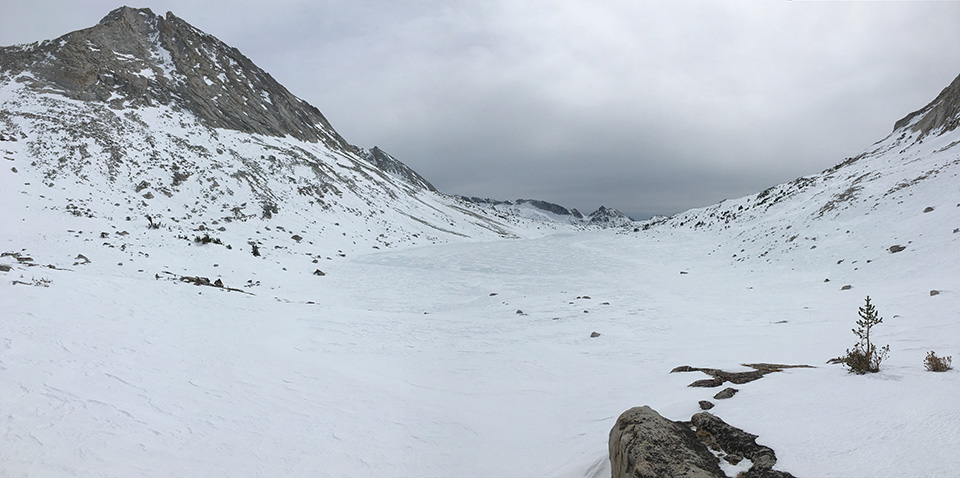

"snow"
[114,52,138,62]
[1,198,957,477]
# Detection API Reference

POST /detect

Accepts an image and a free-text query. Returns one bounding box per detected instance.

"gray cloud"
[2,0,959,218]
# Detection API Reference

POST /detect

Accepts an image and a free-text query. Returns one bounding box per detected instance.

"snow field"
[2,220,957,477]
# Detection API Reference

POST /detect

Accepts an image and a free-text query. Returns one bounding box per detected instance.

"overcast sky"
[2,1,959,218]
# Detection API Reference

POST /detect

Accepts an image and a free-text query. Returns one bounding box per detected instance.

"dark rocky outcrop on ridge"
[589,205,632,226]
[353,146,437,191]
[515,198,576,216]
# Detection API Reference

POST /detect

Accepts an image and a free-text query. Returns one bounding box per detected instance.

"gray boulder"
[609,406,724,478]
[713,387,739,400]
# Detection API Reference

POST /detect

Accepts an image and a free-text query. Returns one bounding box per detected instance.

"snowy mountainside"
[640,72,960,273]
[0,7,577,258]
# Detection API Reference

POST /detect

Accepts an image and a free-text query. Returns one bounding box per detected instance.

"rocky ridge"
[0,7,348,149]
[637,72,960,269]
[353,145,437,191]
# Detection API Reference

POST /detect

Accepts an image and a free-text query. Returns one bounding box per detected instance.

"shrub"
[193,234,222,245]
[924,351,953,372]
[832,296,890,374]
[146,215,163,229]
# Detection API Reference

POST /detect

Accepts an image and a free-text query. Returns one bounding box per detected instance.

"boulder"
[689,378,724,388]
[609,406,724,478]
[713,387,739,400]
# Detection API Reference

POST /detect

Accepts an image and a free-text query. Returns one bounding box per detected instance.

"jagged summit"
[0,6,349,148]
[588,205,631,226]
[893,72,960,138]
[353,146,437,191]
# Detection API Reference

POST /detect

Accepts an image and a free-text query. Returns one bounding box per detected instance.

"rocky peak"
[893,72,960,137]
[589,205,632,226]
[354,146,437,191]
[0,6,350,149]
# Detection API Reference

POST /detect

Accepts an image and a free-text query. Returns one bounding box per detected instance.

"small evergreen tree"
[834,296,890,374]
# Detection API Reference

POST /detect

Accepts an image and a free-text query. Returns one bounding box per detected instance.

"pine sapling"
[833,296,890,374]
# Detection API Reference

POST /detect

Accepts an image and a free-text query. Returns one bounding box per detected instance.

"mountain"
[640,72,960,269]
[588,205,632,227]
[0,6,348,148]
[0,7,594,258]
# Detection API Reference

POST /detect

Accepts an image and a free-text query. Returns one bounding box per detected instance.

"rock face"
[609,406,725,478]
[893,72,960,137]
[353,146,437,191]
[516,198,574,216]
[610,406,797,478]
[0,6,350,149]
[692,412,796,478]
[589,205,632,226]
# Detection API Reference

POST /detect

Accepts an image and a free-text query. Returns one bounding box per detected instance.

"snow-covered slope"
[640,73,960,275]
[0,6,577,259]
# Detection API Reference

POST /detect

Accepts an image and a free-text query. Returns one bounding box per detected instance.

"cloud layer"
[3,0,959,217]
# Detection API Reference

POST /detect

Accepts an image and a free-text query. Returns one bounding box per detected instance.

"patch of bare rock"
[672,363,814,388]
[610,406,796,478]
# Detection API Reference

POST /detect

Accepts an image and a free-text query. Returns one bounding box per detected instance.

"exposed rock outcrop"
[353,146,437,191]
[610,406,725,478]
[0,6,350,149]
[672,363,814,388]
[692,412,796,478]
[713,387,739,400]
[893,72,960,137]
[589,205,632,226]
[610,406,796,478]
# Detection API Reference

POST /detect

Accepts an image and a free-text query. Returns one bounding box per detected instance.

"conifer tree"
[835,296,890,374]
